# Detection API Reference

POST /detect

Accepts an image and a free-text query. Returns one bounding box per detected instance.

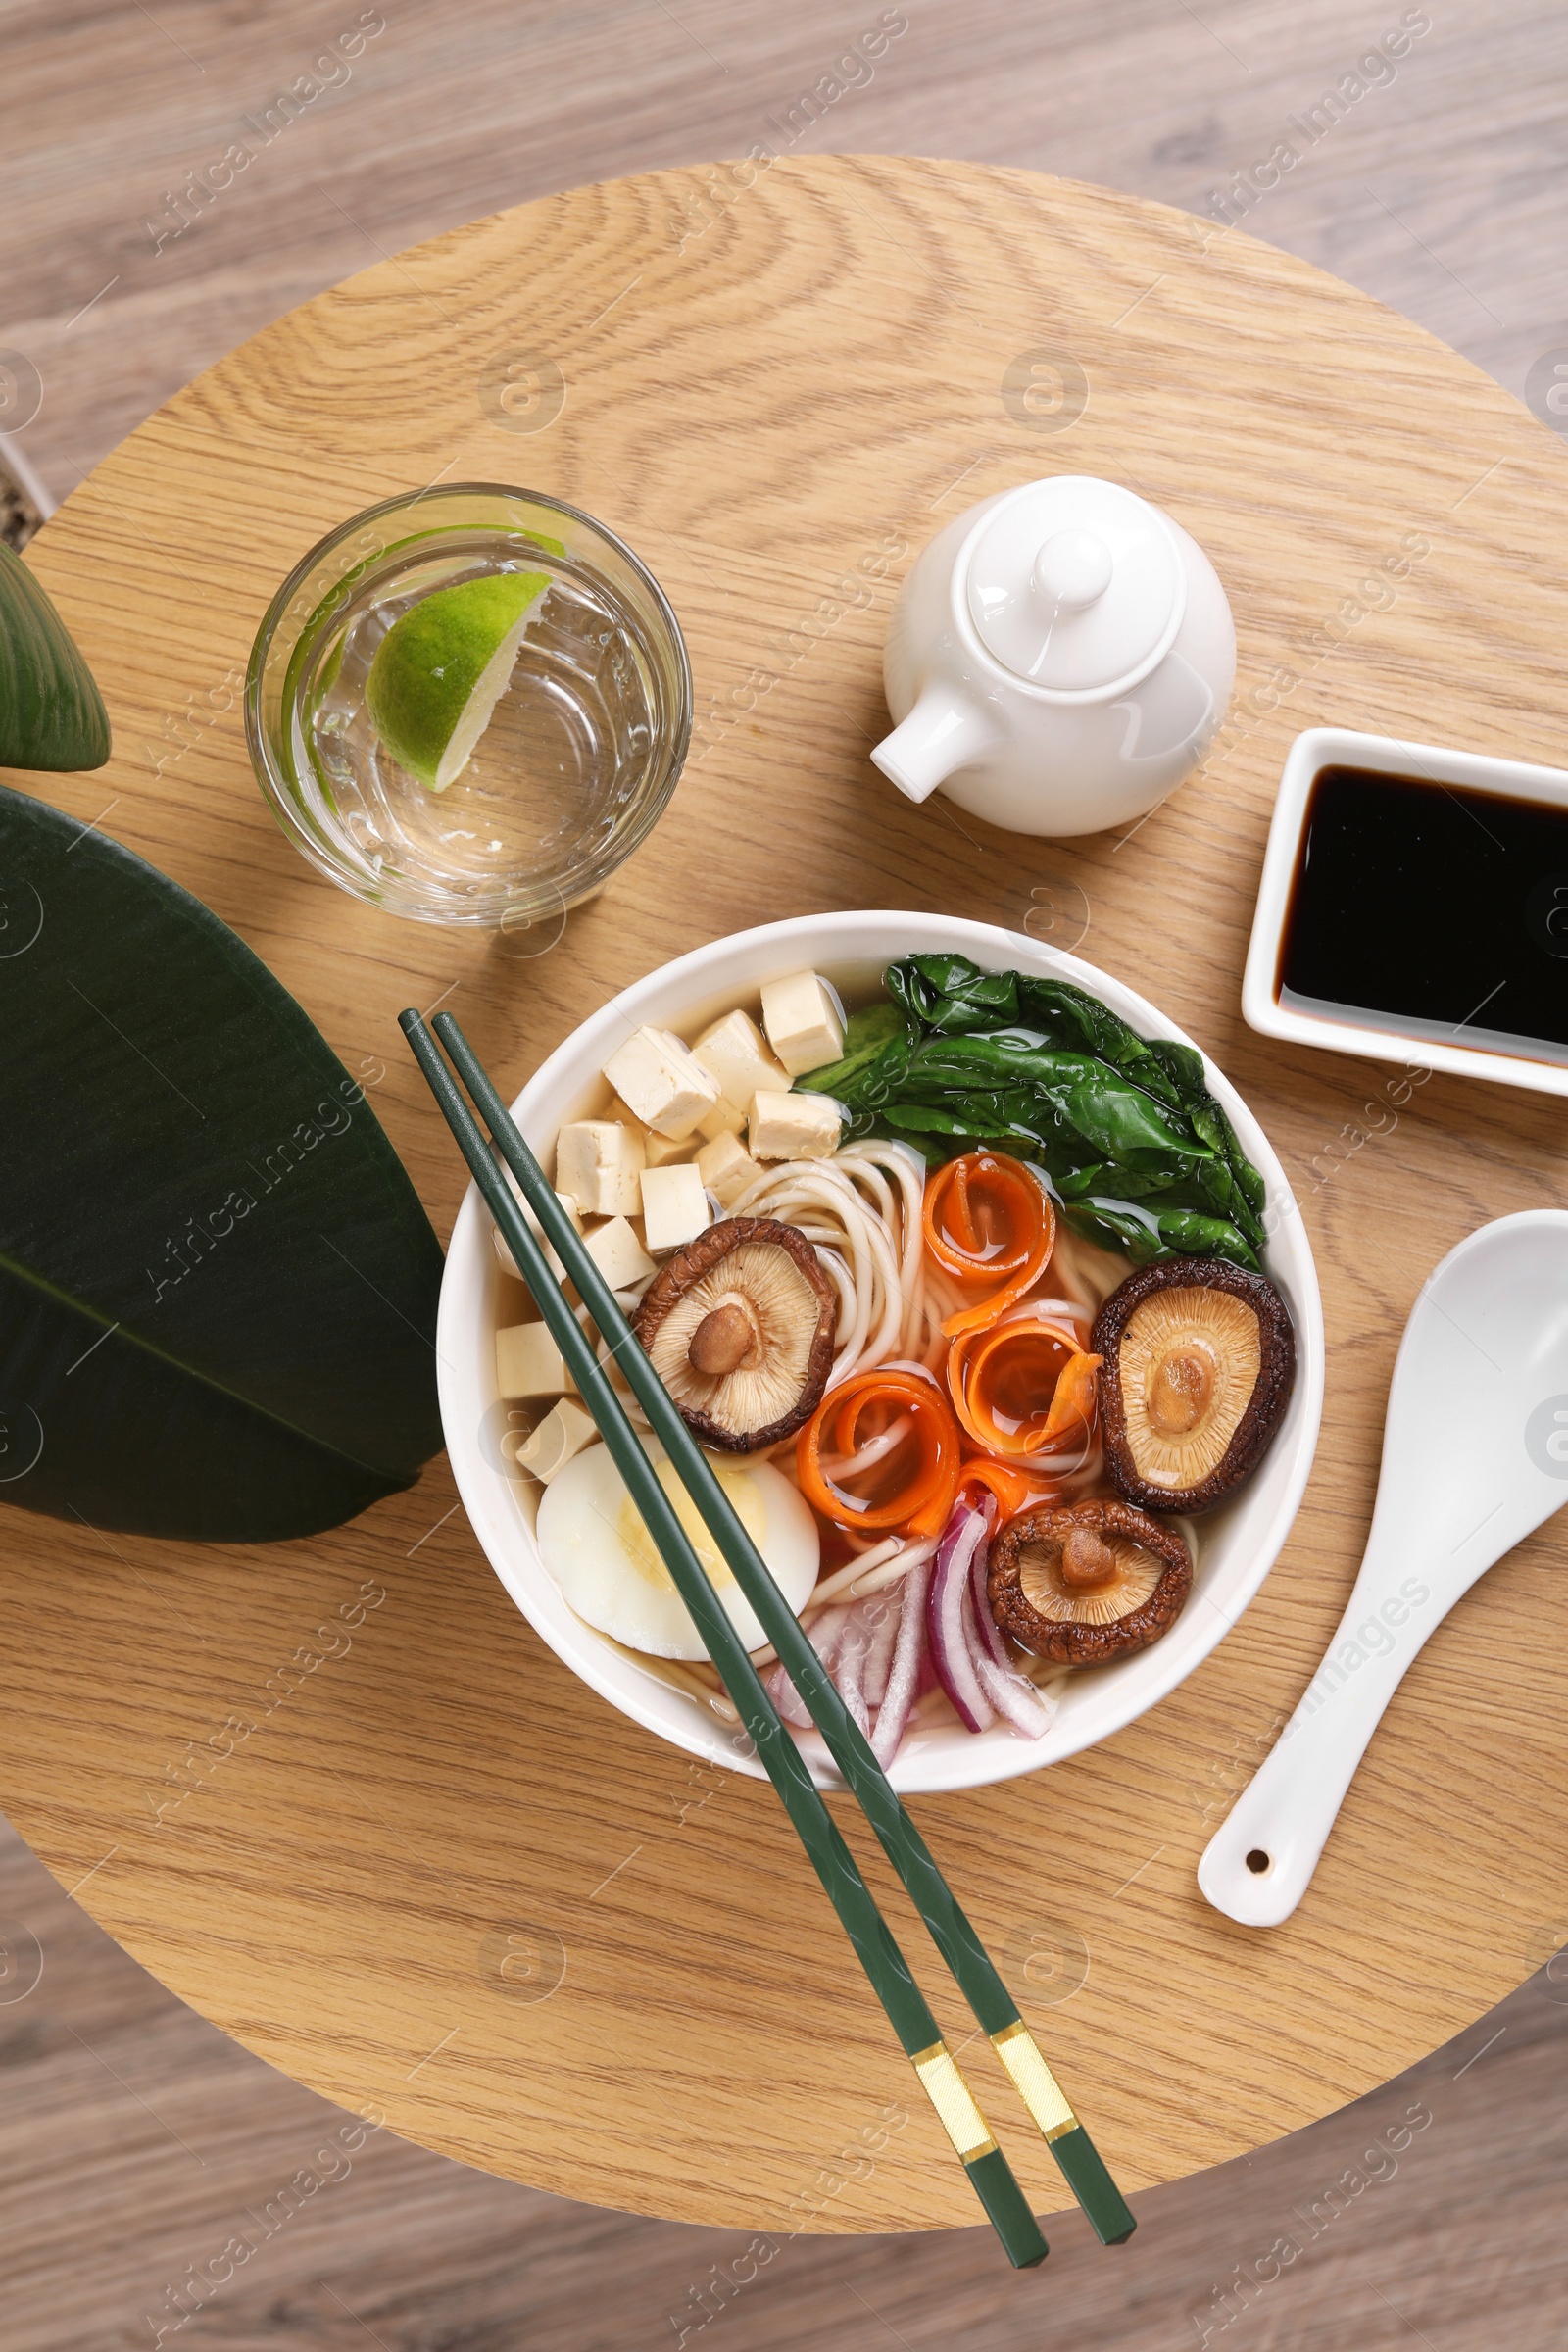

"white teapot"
[872,474,1235,837]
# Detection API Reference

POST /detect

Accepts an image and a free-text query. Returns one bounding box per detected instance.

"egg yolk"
[617,1457,767,1591]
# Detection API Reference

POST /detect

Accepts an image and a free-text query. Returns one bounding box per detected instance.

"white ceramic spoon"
[1200,1209,1568,1927]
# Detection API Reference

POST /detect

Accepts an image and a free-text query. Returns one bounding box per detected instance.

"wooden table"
[10,156,1568,2236]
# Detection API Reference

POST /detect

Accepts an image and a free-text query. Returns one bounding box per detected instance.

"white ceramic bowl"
[438,911,1325,1792]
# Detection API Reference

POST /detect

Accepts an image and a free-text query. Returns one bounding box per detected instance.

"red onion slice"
[871,1560,932,1765]
[974,1649,1058,1740]
[927,1503,995,1735]
[811,1605,849,1671]
[765,1657,813,1729]
[835,1615,872,1740]
[958,1577,999,1732]
[967,1515,1011,1670]
[770,1605,847,1728]
[860,1592,901,1708]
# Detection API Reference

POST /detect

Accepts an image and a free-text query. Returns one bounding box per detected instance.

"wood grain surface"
[7,153,1568,2235]
[7,0,1565,503]
[6,1809,1563,2352]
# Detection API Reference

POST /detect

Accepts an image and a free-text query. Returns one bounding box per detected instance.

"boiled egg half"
[535,1437,819,1658]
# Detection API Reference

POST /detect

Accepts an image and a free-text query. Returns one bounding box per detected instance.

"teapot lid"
[962,475,1186,696]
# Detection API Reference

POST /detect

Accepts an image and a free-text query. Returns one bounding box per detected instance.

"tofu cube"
[640,1162,711,1252]
[697,1097,747,1142]
[556,1119,645,1216]
[760,971,844,1077]
[603,1026,720,1140]
[496,1320,576,1398]
[693,1008,790,1118]
[637,1122,699,1169]
[581,1214,658,1292]
[514,1397,599,1483]
[696,1129,761,1207]
[750,1087,842,1161]
[492,1187,581,1282]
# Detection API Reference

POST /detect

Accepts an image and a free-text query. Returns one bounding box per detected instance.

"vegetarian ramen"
[493,954,1297,1764]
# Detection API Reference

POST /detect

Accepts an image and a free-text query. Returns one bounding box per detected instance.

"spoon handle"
[1198,1529,1442,1925]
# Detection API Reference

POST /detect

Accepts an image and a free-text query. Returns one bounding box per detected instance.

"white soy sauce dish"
[1200,1210,1568,1926]
[872,475,1236,837]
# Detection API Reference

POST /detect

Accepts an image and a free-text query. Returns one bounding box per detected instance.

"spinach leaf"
[1201,1097,1268,1224]
[1016,974,1186,1108]
[888,953,1022,1036]
[1066,1199,1260,1271]
[795,1002,904,1098]
[1146,1037,1267,1236]
[863,953,1271,1271]
[877,1102,1015,1139]
[1145,1036,1208,1100]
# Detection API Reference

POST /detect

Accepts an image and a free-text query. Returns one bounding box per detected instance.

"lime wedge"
[366,567,550,792]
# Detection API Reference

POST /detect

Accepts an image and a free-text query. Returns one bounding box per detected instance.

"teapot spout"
[871,684,1003,805]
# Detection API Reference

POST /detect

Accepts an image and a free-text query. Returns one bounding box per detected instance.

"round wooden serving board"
[9,156,1568,2232]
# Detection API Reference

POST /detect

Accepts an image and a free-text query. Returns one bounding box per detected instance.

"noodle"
[1048,1219,1132,1314]
[728,1148,921,1385]
[819,1414,912,1480]
[812,1532,943,1604]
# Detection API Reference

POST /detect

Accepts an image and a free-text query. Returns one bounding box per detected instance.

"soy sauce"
[1277,763,1568,1060]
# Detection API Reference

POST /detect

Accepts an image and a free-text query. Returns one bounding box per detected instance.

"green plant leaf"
[0,783,444,1540]
[0,544,111,773]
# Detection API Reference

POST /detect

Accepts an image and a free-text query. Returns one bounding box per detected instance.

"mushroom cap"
[634,1215,837,1452]
[987,1500,1193,1665]
[1091,1256,1295,1515]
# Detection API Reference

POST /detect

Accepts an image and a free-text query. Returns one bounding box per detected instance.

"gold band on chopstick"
[990,2020,1079,2142]
[909,2040,998,2162]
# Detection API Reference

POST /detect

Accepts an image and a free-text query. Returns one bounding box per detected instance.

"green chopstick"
[423,1008,1136,2246]
[403,1011,1047,2269]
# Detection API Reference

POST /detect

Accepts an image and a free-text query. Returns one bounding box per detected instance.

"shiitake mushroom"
[988,1499,1193,1665]
[634,1215,836,1451]
[1091,1257,1295,1515]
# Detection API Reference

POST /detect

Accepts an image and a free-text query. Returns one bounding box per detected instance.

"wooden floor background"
[5,0,1568,2342]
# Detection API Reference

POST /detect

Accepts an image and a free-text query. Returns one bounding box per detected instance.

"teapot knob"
[1032,529,1113,612]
